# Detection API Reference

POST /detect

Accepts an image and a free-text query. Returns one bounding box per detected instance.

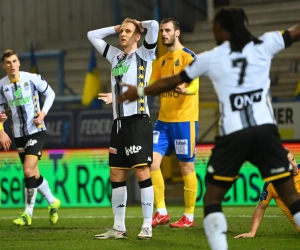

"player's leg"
[12,137,35,226]
[134,166,154,239]
[94,120,128,240]
[169,121,198,228]
[203,130,249,250]
[32,132,61,224]
[151,120,171,226]
[272,176,300,228]
[128,116,154,239]
[251,124,300,229]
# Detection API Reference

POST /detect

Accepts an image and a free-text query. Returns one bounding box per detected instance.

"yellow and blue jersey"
[150,47,199,122]
[260,171,300,231]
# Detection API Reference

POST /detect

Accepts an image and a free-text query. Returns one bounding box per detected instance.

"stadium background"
[0,0,300,246]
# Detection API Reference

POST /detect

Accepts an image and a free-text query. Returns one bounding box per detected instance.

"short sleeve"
[32,74,49,93]
[259,182,274,205]
[136,45,156,62]
[149,59,161,85]
[260,31,286,57]
[181,51,211,82]
[0,84,7,110]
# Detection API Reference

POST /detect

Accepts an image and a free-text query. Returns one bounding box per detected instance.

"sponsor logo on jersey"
[112,59,129,77]
[229,88,263,111]
[8,96,31,107]
[25,139,37,149]
[160,91,179,98]
[13,87,23,98]
[125,145,142,155]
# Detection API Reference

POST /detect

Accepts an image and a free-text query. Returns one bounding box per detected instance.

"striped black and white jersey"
[88,20,158,120]
[182,31,290,136]
[0,71,55,138]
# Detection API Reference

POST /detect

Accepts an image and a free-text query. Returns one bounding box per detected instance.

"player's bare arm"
[234,201,268,238]
[118,74,183,102]
[288,23,300,42]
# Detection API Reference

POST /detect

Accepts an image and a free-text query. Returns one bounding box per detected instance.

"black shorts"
[207,124,290,183]
[109,115,153,169]
[14,131,46,164]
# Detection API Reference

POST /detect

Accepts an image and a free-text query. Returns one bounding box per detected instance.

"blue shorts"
[153,120,199,162]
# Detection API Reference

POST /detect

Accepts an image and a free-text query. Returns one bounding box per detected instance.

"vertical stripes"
[135,53,147,115]
[113,54,126,118]
[30,80,44,131]
[266,89,276,123]
[189,121,196,158]
[13,82,27,136]
[218,101,226,136]
[246,105,257,126]
[239,110,249,129]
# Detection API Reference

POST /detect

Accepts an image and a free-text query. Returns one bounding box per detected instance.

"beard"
[162,34,175,47]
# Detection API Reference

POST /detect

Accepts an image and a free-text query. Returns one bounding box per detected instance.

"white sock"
[157,208,168,215]
[293,211,300,227]
[203,212,228,250]
[141,186,154,227]
[184,213,194,221]
[112,186,127,231]
[37,178,55,204]
[24,188,37,217]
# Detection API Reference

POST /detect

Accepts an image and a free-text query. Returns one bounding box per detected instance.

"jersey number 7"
[232,58,248,85]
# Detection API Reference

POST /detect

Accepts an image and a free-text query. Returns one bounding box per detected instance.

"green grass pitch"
[0,206,299,250]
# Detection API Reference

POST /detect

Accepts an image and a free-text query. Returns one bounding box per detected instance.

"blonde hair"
[121,18,141,34]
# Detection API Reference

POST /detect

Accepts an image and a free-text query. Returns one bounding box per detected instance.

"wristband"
[0,123,3,131]
[137,86,145,97]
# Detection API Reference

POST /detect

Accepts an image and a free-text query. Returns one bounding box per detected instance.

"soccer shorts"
[153,120,199,162]
[109,115,153,169]
[207,124,291,183]
[14,131,46,164]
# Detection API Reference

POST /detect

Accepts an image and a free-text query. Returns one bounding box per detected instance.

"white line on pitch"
[0,214,285,220]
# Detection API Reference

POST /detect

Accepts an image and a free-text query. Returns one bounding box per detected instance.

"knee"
[110,169,126,182]
[23,164,35,177]
[135,166,150,181]
[204,174,233,205]
[180,161,194,176]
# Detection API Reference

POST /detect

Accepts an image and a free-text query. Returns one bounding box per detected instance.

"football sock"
[111,181,127,231]
[204,205,228,250]
[24,176,38,217]
[36,176,55,204]
[151,169,167,214]
[183,171,197,220]
[139,178,154,227]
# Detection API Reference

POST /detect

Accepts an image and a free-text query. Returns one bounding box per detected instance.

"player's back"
[205,31,285,135]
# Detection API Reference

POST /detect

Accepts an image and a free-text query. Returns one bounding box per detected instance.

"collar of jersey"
[9,78,19,83]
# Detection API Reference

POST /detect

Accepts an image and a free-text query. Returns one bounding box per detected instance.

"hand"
[114,25,121,33]
[173,83,187,94]
[118,83,138,103]
[33,111,46,125]
[98,93,112,104]
[234,232,255,238]
[133,20,144,33]
[0,130,11,152]
[0,110,7,123]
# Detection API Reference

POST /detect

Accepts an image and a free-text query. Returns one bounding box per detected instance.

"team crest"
[24,82,29,90]
[174,59,180,66]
